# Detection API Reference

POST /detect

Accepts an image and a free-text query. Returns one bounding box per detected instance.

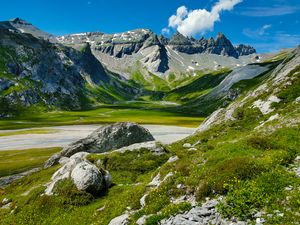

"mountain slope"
[171,54,288,116]
[0,18,54,41]
[0,26,139,116]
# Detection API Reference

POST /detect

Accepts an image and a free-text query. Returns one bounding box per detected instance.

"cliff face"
[0,26,137,113]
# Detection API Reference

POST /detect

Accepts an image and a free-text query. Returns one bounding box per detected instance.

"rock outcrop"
[108,214,129,225]
[161,198,247,225]
[0,168,40,188]
[236,44,256,57]
[109,141,165,155]
[44,122,155,168]
[45,152,111,195]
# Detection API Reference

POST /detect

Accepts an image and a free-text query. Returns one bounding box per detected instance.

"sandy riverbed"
[0,125,196,151]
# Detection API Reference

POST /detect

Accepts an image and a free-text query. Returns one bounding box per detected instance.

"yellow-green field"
[0,105,204,130]
[0,147,61,177]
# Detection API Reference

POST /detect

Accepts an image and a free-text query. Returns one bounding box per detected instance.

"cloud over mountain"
[164,0,242,37]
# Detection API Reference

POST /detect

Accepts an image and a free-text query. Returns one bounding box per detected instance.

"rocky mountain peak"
[169,31,192,45]
[9,18,31,25]
[207,37,215,45]
[216,32,225,39]
[235,44,257,56]
[215,32,233,46]
[158,34,169,45]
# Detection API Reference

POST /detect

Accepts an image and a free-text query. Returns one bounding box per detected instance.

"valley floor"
[0,105,204,130]
[0,124,196,151]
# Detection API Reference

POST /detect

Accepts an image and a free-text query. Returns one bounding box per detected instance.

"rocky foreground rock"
[161,198,247,225]
[44,122,155,168]
[45,152,112,195]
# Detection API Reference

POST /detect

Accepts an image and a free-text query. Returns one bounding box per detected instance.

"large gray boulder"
[108,214,129,225]
[71,161,104,194]
[45,152,111,195]
[45,122,155,168]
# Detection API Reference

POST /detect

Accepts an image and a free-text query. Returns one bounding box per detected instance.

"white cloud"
[169,6,188,28]
[259,24,272,35]
[240,5,300,17]
[243,24,272,39]
[165,0,242,37]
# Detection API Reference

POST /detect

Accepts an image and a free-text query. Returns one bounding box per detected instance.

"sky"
[0,0,299,53]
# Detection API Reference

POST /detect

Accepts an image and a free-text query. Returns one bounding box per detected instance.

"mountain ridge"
[2,18,255,58]
[0,18,257,77]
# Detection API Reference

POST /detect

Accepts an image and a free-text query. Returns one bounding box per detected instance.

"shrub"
[196,157,265,200]
[246,136,275,150]
[218,168,293,220]
[52,179,94,206]
[88,149,170,184]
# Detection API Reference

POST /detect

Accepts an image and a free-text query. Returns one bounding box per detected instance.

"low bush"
[53,179,94,206]
[196,157,265,200]
[246,135,275,150]
[218,168,294,220]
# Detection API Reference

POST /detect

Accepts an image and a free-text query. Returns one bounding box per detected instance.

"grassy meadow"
[0,104,204,130]
[0,147,61,177]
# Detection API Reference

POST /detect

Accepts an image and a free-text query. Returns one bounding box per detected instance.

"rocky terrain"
[56,29,257,77]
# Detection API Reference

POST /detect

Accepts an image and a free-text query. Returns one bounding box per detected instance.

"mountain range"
[0,17,278,116]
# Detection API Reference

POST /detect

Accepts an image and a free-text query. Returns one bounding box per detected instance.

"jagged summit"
[9,18,31,25]
[0,18,258,77]
[169,31,192,45]
[165,31,255,58]
[0,17,54,40]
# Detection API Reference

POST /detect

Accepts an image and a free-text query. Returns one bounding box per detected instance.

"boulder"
[182,143,192,148]
[108,213,129,225]
[45,152,111,195]
[45,122,155,168]
[71,161,104,194]
[111,141,165,155]
[160,198,247,225]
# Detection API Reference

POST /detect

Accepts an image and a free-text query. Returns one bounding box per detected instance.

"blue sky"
[0,0,299,53]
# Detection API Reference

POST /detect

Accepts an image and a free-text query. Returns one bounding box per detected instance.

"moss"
[218,168,299,221]
[88,149,170,184]
[52,179,94,206]
[0,147,61,177]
